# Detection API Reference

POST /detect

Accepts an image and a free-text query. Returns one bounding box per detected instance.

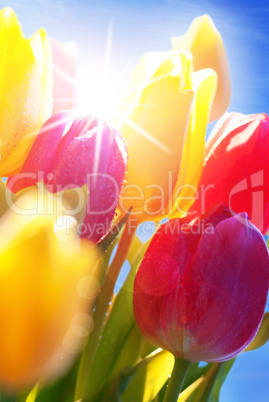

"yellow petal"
[117,52,171,115]
[30,28,53,129]
[117,51,194,222]
[172,68,217,217]
[0,8,52,176]
[0,189,98,389]
[172,14,231,121]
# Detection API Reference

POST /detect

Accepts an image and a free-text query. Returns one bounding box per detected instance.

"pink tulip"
[7,111,127,243]
[188,112,269,234]
[133,207,269,362]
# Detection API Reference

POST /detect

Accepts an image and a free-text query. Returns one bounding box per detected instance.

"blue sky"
[3,0,269,400]
[5,0,269,115]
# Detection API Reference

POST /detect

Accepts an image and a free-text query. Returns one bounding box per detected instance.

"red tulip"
[7,111,127,243]
[133,207,269,362]
[187,113,269,233]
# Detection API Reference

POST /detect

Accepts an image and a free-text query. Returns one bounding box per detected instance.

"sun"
[77,75,120,123]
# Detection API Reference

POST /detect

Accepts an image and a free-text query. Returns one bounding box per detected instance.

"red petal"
[48,115,98,178]
[190,113,269,233]
[7,111,72,193]
[133,211,269,362]
[52,126,127,243]
[184,213,269,361]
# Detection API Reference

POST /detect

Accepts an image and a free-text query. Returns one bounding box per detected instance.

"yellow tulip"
[0,189,99,390]
[172,14,231,121]
[116,49,216,222]
[0,7,52,177]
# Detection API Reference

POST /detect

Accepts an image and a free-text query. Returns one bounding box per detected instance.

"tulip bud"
[133,207,269,362]
[189,113,269,234]
[7,112,127,243]
[0,7,52,176]
[0,190,99,390]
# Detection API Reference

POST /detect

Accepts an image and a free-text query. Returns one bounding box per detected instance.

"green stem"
[163,357,192,402]
[75,223,136,400]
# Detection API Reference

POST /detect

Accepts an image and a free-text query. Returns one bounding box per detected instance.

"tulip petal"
[135,252,182,297]
[184,214,269,361]
[191,113,269,233]
[30,28,53,130]
[116,52,175,115]
[0,8,52,176]
[7,111,72,193]
[172,15,231,121]
[52,126,127,242]
[206,112,244,150]
[50,115,98,173]
[7,111,127,243]
[118,51,194,221]
[133,210,269,362]
[172,68,217,216]
[0,190,98,388]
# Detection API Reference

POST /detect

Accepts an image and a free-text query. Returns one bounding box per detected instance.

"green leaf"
[146,361,212,402]
[121,349,174,402]
[99,208,133,254]
[177,377,204,401]
[84,268,138,397]
[34,359,79,402]
[244,313,269,352]
[26,384,39,402]
[84,234,150,398]
[188,359,235,402]
[109,323,144,380]
[182,363,210,391]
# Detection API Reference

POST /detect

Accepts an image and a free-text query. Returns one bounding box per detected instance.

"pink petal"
[52,125,127,243]
[48,115,98,177]
[133,210,269,362]
[185,213,269,361]
[7,111,72,193]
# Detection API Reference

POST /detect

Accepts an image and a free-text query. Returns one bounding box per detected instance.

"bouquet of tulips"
[0,7,268,402]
